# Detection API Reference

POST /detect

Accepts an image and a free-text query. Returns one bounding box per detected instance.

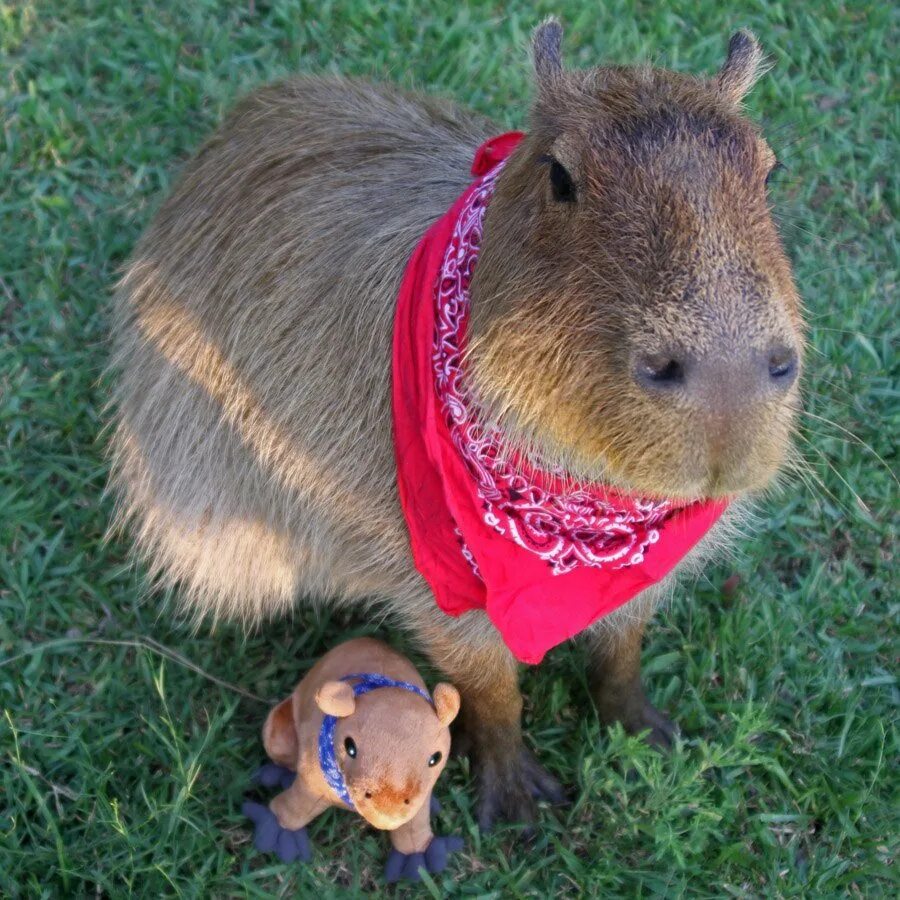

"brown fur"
[587,611,676,746]
[469,30,802,498]
[107,21,803,826]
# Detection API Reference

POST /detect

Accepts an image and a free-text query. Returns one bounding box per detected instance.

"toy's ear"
[262,696,299,767]
[432,683,461,727]
[316,681,356,717]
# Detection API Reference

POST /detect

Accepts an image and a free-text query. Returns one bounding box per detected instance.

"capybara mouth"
[607,427,796,502]
[580,393,799,503]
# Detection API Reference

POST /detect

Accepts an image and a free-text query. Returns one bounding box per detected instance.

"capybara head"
[469,21,804,500]
[314,680,460,830]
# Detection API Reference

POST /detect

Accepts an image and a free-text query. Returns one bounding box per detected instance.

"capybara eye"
[765,160,785,186]
[539,154,577,203]
[344,737,357,758]
[428,751,442,767]
[549,159,576,202]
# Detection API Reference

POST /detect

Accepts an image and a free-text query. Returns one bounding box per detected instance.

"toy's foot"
[475,745,567,832]
[252,761,297,790]
[384,836,464,883]
[242,800,311,863]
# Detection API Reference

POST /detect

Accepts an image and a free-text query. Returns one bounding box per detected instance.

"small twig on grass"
[5,711,78,816]
[21,764,79,814]
[1,636,272,704]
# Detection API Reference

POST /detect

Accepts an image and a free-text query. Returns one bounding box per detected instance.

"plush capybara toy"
[242,638,463,882]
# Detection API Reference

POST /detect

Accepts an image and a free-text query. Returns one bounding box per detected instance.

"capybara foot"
[619,700,678,749]
[475,745,566,831]
[629,700,678,750]
[592,676,678,750]
[242,800,312,863]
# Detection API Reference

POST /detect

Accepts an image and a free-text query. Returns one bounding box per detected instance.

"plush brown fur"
[262,638,458,850]
[107,20,803,827]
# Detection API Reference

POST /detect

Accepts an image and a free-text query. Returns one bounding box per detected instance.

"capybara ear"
[532,17,563,84]
[316,681,356,717]
[715,30,766,103]
[432,683,461,727]
[262,696,299,767]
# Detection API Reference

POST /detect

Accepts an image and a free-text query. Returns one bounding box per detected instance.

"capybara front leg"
[417,613,565,830]
[586,614,676,748]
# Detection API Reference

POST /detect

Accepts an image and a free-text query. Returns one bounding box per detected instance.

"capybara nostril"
[403,798,410,805]
[365,791,372,799]
[768,345,799,387]
[634,352,687,391]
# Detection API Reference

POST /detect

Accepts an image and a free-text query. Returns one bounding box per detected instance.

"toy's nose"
[365,782,419,813]
[364,790,408,803]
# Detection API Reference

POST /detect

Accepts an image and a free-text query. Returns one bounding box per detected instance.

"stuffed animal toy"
[242,637,464,882]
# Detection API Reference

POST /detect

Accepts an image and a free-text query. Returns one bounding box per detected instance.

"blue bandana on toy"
[317,673,434,809]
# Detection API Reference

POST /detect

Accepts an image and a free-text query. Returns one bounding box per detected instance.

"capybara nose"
[634,343,798,410]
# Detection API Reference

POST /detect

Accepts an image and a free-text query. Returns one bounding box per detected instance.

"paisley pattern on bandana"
[432,164,686,576]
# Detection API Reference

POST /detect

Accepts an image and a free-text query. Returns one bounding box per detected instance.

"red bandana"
[393,133,727,664]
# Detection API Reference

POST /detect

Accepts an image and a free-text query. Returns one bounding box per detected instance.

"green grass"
[1,0,897,895]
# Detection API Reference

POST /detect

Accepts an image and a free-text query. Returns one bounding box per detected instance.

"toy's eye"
[539,154,577,203]
[344,737,357,758]
[427,751,442,767]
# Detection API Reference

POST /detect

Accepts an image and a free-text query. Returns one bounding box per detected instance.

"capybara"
[108,19,803,827]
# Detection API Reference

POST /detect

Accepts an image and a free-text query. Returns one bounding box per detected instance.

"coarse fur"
[469,32,802,498]
[109,77,492,627]
[107,21,803,826]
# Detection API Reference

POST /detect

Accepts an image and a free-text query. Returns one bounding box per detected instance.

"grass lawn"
[1,0,897,895]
